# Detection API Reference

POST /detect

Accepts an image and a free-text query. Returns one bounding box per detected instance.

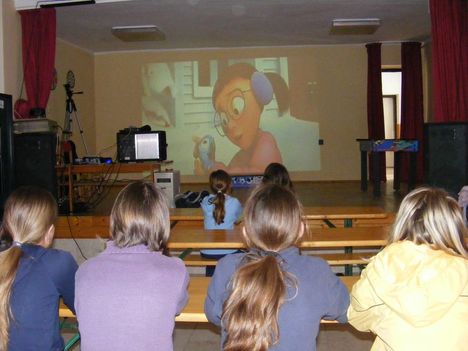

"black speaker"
[424,122,468,197]
[14,132,57,199]
[0,94,15,215]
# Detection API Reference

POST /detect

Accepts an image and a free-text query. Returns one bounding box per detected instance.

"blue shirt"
[204,247,350,351]
[200,194,243,256]
[9,244,78,351]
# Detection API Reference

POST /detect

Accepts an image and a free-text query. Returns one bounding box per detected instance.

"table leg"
[67,163,74,213]
[360,150,368,191]
[408,152,417,191]
[393,152,401,191]
[372,152,381,197]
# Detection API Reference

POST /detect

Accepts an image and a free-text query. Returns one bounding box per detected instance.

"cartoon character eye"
[231,96,245,117]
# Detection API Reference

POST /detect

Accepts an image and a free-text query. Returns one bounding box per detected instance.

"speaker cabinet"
[14,132,57,199]
[0,94,15,214]
[424,122,468,197]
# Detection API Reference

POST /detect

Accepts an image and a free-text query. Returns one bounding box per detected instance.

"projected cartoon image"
[142,63,176,127]
[193,63,284,174]
[141,58,320,176]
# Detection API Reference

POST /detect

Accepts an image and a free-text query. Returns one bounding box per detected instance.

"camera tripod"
[63,84,89,155]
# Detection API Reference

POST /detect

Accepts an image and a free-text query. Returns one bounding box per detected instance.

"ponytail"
[0,246,23,351]
[212,191,226,225]
[208,170,232,225]
[0,186,57,350]
[222,252,297,351]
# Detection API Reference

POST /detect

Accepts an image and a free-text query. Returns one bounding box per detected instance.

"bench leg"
[344,218,353,276]
[64,333,80,351]
[178,248,193,260]
[61,317,80,351]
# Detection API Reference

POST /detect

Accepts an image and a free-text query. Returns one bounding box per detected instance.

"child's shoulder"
[293,254,333,274]
[216,251,245,272]
[201,194,215,204]
[23,244,74,264]
[159,253,189,272]
[225,195,242,207]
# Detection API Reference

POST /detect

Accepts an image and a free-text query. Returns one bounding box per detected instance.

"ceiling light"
[39,0,95,8]
[330,18,381,35]
[111,25,166,42]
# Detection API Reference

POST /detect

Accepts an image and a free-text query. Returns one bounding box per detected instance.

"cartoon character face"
[213,77,262,150]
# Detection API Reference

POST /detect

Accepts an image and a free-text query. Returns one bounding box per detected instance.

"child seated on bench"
[200,169,243,276]
[348,186,468,350]
[0,186,78,351]
[75,182,189,351]
[205,184,349,350]
[262,162,294,192]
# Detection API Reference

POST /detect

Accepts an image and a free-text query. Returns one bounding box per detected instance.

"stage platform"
[65,180,404,216]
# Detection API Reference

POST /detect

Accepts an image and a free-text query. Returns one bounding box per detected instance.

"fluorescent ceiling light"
[39,0,95,8]
[111,25,166,42]
[330,18,380,35]
[332,18,381,27]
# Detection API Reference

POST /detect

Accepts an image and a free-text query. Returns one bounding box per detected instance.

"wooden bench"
[180,252,376,266]
[55,207,390,239]
[307,212,396,228]
[167,225,389,249]
[60,275,358,323]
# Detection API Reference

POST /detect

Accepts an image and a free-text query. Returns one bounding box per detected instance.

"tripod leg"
[73,110,89,155]
[63,110,73,135]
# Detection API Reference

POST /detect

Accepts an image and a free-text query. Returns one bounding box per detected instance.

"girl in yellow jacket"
[348,187,468,351]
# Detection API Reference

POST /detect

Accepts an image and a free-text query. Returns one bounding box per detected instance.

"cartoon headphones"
[250,71,274,106]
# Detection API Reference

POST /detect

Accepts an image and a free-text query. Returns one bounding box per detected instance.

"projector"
[117,129,167,162]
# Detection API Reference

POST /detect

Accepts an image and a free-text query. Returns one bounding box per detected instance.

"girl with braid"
[201,169,243,276]
[204,184,349,351]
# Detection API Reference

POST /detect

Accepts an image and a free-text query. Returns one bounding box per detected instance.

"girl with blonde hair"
[75,181,189,351]
[0,186,77,351]
[205,184,349,351]
[348,186,468,350]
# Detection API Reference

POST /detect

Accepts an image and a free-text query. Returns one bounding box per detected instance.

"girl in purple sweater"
[75,182,189,351]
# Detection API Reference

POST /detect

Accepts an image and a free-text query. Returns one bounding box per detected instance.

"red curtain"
[19,8,56,114]
[400,42,424,183]
[366,43,386,181]
[430,0,468,121]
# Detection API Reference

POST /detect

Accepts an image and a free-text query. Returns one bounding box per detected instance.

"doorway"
[382,70,402,180]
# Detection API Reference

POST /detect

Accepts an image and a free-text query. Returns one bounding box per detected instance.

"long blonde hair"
[222,184,305,351]
[389,186,467,257]
[0,186,57,350]
[110,181,170,251]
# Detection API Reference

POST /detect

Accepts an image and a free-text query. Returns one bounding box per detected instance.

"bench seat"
[179,252,376,266]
